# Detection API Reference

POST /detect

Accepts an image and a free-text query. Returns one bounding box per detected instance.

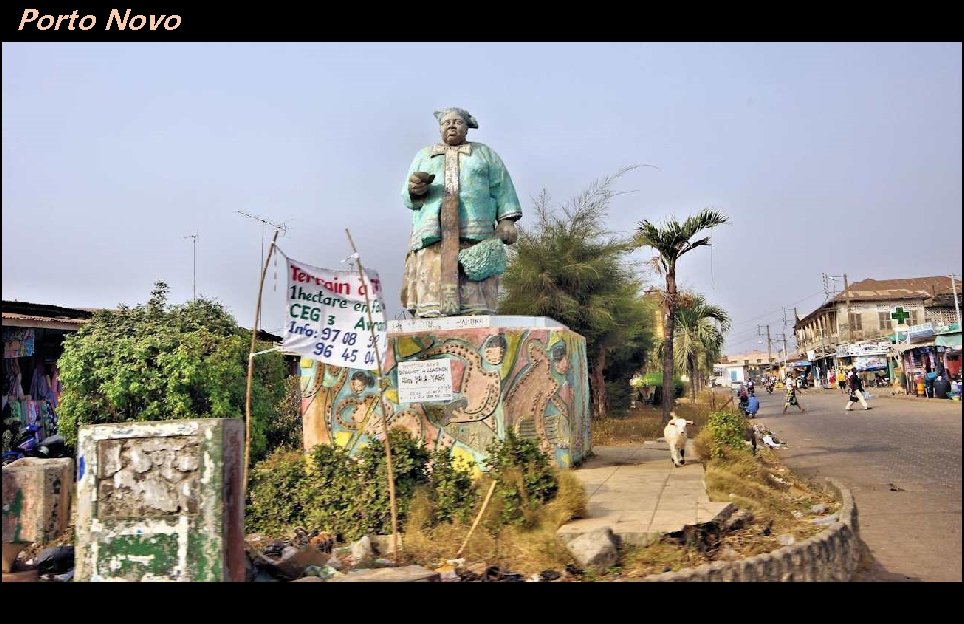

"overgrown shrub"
[356,429,431,536]
[265,375,303,452]
[484,432,559,526]
[303,443,365,541]
[248,431,565,544]
[246,449,311,538]
[702,409,751,460]
[57,281,286,459]
[428,447,478,523]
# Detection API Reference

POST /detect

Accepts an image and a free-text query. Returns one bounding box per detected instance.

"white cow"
[663,413,695,467]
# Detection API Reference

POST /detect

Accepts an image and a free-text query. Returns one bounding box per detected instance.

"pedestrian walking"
[845,367,870,411]
[782,383,805,414]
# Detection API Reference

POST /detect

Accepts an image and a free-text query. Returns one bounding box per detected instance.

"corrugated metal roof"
[2,312,87,324]
[2,300,95,331]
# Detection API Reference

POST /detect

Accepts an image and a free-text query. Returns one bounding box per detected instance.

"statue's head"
[434,107,477,146]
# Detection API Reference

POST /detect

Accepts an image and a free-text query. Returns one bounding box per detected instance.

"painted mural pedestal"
[300,316,590,469]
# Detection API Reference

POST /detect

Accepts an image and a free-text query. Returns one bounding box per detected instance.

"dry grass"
[592,391,722,447]
[399,469,589,576]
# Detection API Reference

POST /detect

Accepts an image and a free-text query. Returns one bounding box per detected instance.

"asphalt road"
[752,386,962,582]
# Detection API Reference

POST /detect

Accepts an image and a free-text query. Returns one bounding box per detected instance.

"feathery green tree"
[500,169,650,417]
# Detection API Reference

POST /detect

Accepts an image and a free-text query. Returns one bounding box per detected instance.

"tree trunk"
[662,265,677,422]
[590,345,607,419]
[689,358,697,401]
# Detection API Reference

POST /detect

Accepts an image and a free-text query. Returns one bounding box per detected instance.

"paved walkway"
[558,441,731,546]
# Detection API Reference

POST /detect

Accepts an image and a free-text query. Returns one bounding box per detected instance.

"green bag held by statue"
[458,237,507,281]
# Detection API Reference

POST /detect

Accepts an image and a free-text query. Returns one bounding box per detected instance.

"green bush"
[303,443,366,541]
[57,281,286,459]
[484,431,559,526]
[265,375,303,452]
[248,431,565,542]
[641,372,684,399]
[246,449,311,538]
[356,429,431,536]
[704,409,751,460]
[428,447,478,523]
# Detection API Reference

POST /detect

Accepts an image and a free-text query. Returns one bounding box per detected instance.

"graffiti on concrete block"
[300,327,590,469]
[96,436,200,518]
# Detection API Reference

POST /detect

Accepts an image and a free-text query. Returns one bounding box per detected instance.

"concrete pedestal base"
[300,316,590,469]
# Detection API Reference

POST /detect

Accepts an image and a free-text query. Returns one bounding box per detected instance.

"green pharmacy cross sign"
[891,307,911,324]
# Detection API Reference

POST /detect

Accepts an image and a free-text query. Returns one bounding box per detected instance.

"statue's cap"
[434,107,478,129]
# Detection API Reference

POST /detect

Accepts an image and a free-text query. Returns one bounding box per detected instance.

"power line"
[728,289,826,328]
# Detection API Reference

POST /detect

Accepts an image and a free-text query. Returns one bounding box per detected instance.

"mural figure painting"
[401,107,522,318]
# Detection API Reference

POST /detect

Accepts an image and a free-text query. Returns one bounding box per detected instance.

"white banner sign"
[396,359,453,403]
[281,255,387,371]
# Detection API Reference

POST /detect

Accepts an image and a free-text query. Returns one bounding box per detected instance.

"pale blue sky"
[3,43,961,354]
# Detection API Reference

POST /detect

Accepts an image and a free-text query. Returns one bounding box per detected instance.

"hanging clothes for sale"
[3,328,35,358]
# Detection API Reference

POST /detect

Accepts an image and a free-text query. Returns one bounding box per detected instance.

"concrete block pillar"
[2,457,74,545]
[74,419,245,582]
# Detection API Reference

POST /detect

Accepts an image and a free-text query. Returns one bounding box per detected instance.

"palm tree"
[672,292,731,400]
[634,209,729,421]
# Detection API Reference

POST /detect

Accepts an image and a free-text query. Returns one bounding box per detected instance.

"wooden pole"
[456,480,498,559]
[344,228,400,562]
[244,229,280,493]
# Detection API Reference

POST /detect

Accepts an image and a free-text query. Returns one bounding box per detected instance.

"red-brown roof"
[836,276,961,302]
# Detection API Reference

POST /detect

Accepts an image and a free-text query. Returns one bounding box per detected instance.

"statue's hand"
[495,219,518,245]
[408,172,434,197]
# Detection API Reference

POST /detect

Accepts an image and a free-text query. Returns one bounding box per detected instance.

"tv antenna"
[236,211,288,330]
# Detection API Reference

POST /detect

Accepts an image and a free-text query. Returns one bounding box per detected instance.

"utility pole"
[775,332,788,368]
[823,272,850,345]
[184,233,198,301]
[951,274,962,329]
[843,273,853,343]
[758,324,773,370]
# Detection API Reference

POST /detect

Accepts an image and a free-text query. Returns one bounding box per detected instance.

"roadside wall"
[640,478,861,582]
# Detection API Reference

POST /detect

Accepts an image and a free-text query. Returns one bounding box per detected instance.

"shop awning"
[936,333,962,348]
[892,340,936,354]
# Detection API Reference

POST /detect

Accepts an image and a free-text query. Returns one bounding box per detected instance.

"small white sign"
[388,316,491,334]
[397,358,454,403]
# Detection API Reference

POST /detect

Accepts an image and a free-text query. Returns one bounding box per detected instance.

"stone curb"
[634,477,861,582]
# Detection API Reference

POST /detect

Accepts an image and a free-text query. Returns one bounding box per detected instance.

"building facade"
[793,276,962,391]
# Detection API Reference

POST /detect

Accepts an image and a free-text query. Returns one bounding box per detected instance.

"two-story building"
[793,276,962,390]
[714,349,778,387]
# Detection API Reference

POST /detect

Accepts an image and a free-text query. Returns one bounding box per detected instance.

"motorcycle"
[765,381,775,394]
[1,419,69,466]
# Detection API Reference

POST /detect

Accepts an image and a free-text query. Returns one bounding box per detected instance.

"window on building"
[910,309,920,325]
[849,313,862,331]
[878,312,892,331]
